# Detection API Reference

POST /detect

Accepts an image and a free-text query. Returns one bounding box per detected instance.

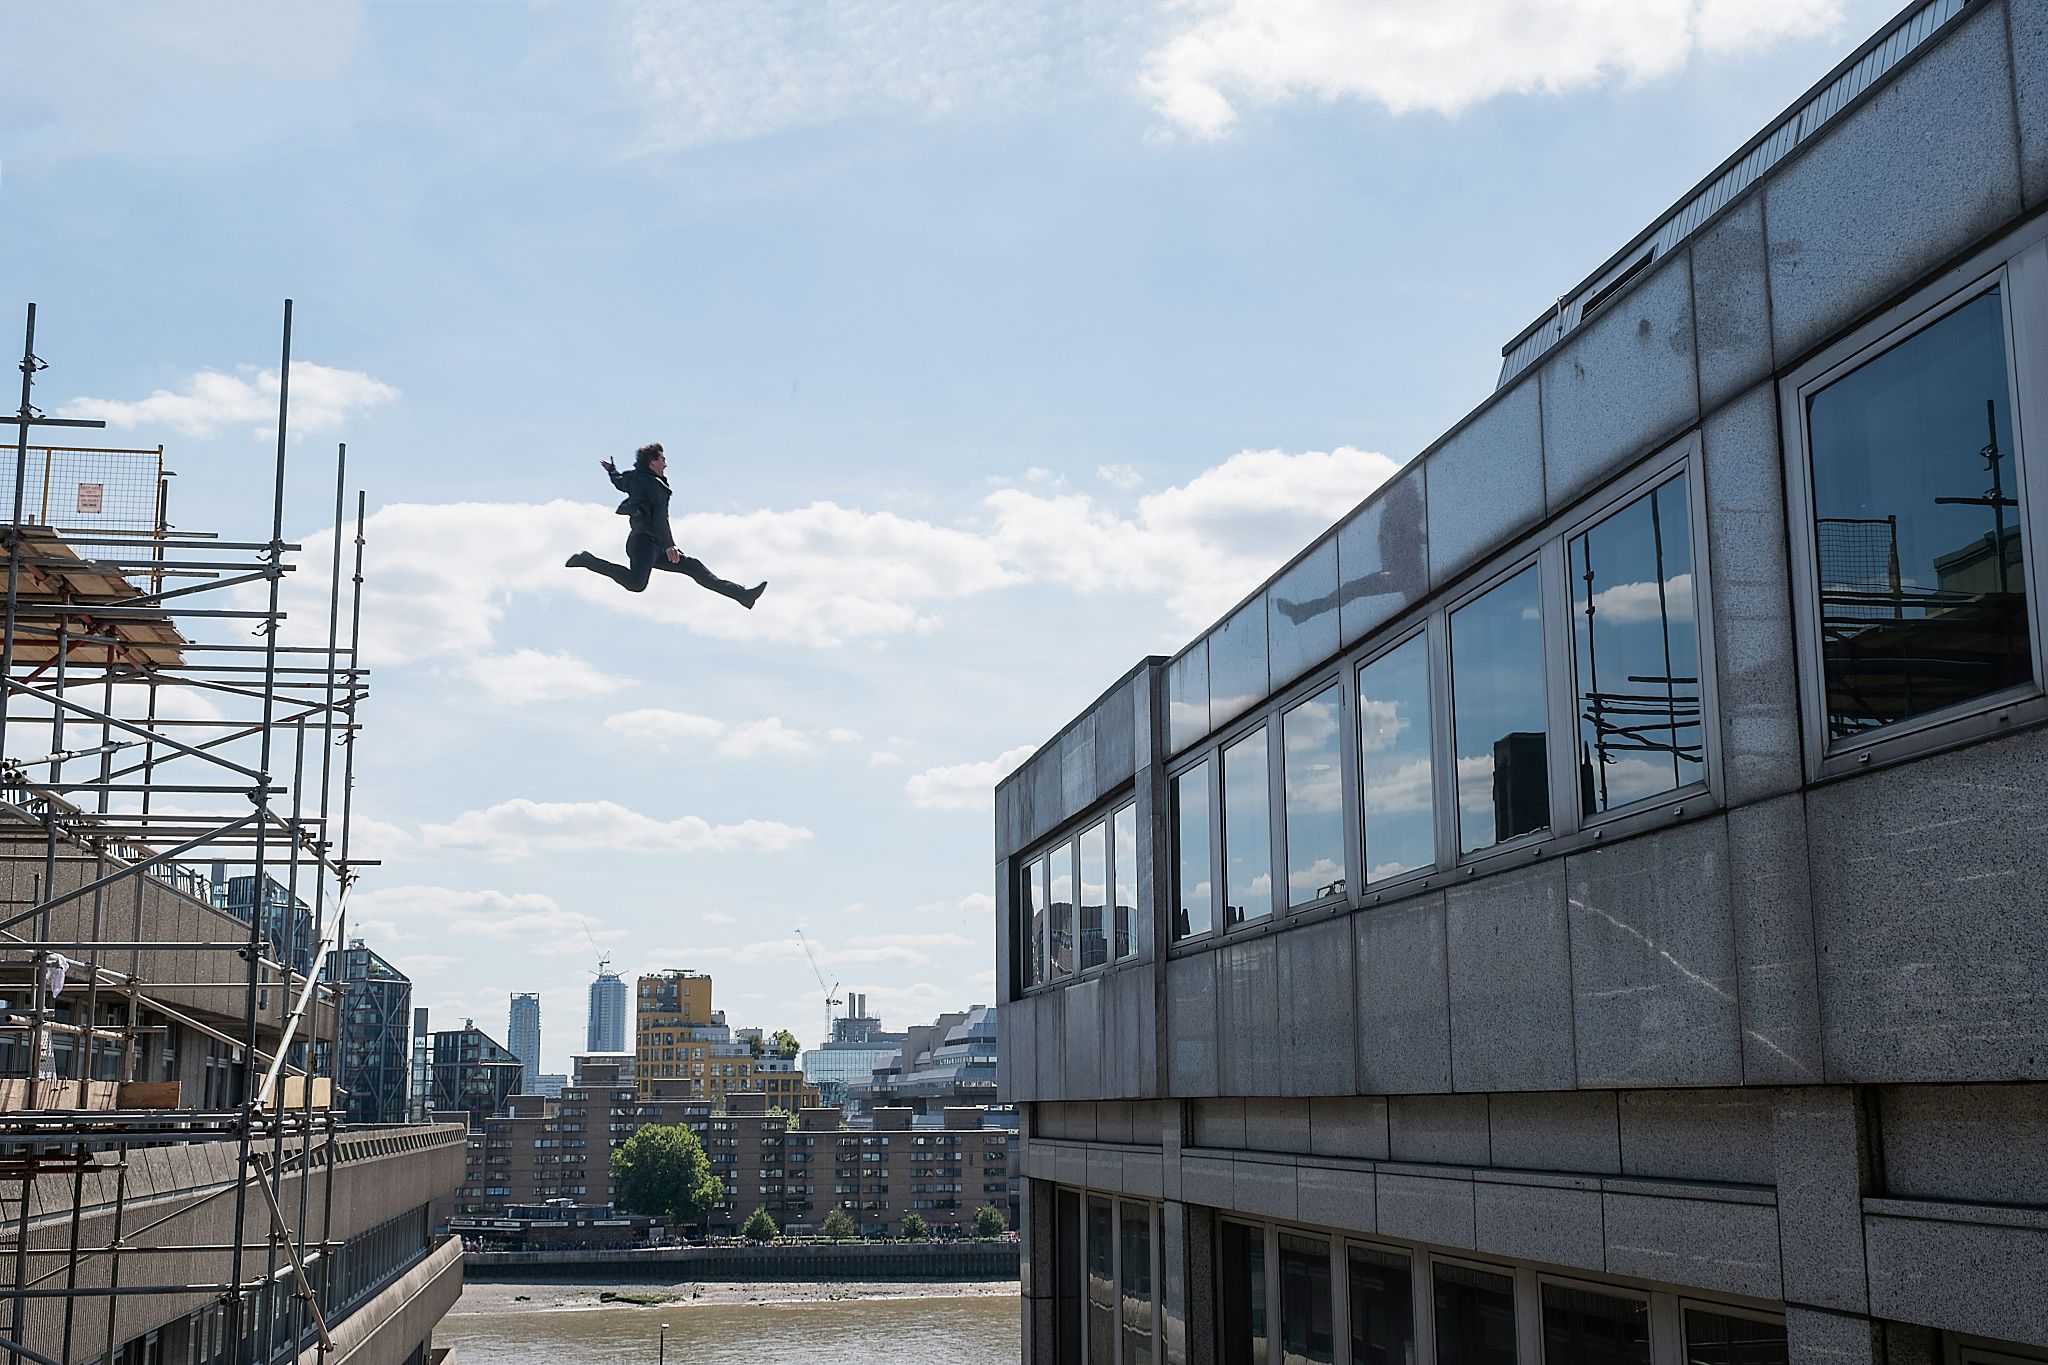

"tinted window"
[1683,1308,1787,1365]
[1219,1222,1268,1365]
[1049,841,1076,980]
[1807,286,2028,739]
[1433,1262,1516,1365]
[1283,685,1347,906]
[1349,1245,1415,1365]
[1359,634,1436,881]
[1113,804,1140,959]
[1120,1204,1154,1365]
[1088,1198,1114,1365]
[1079,821,1109,972]
[1278,1233,1335,1365]
[1541,1283,1648,1365]
[1172,764,1214,941]
[1223,728,1274,928]
[1451,567,1550,854]
[1023,856,1046,988]
[1570,474,1704,815]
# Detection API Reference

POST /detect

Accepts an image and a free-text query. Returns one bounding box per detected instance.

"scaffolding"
[0,300,377,1364]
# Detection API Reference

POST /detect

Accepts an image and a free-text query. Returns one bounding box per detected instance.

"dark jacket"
[608,465,675,549]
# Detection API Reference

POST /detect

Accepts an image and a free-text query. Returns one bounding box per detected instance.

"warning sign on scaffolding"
[76,482,104,514]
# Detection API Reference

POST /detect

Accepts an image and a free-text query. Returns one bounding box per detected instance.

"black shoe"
[741,581,767,609]
[566,551,593,570]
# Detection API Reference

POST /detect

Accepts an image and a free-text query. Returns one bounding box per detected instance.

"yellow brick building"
[634,969,820,1108]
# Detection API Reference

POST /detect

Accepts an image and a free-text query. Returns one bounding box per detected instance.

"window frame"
[1166,752,1222,947]
[1015,786,1145,996]
[1219,721,1278,931]
[1354,622,1447,900]
[1276,675,1355,916]
[1444,550,1557,870]
[1534,1271,1653,1365]
[1675,1296,1787,1360]
[1781,220,2048,781]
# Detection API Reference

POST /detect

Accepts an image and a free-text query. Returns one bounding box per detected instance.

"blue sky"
[0,0,1893,1072]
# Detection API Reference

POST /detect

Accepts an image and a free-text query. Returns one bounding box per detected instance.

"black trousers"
[580,533,751,602]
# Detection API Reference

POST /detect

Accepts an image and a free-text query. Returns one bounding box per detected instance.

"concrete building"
[587,961,628,1053]
[324,938,415,1125]
[634,969,821,1108]
[508,990,541,1091]
[999,3,2048,1361]
[431,1022,524,1129]
[855,1005,1003,1114]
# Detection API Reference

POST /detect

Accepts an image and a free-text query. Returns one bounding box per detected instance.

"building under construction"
[0,302,464,1365]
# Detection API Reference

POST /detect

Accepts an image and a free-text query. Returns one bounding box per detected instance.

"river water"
[439,1281,1021,1364]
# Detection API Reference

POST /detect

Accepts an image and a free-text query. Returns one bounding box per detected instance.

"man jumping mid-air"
[566,443,766,609]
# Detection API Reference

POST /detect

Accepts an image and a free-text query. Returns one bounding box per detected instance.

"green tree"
[771,1028,801,1060]
[741,1207,778,1242]
[972,1204,1009,1238]
[899,1211,930,1240]
[609,1124,722,1229]
[821,1207,857,1240]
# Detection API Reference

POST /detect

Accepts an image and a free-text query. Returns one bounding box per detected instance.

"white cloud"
[419,798,812,860]
[1584,573,1695,626]
[716,717,815,759]
[918,891,998,917]
[349,884,624,957]
[868,751,904,767]
[702,911,738,926]
[603,708,820,758]
[1140,0,1845,136]
[827,727,861,744]
[1096,463,1144,490]
[468,649,631,705]
[60,362,398,439]
[905,743,1036,812]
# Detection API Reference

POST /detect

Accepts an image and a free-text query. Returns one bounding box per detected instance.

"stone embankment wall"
[464,1240,1020,1283]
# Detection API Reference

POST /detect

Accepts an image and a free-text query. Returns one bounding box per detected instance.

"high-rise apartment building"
[509,991,541,1090]
[1000,3,2048,1361]
[634,969,822,1108]
[322,939,414,1124]
[587,960,627,1052]
[431,1021,524,1129]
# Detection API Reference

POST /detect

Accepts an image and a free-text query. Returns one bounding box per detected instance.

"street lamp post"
[659,1322,669,1365]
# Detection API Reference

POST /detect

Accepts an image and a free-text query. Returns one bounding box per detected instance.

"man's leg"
[571,536,656,592]
[657,552,761,607]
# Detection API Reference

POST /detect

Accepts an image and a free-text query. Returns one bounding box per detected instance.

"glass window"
[1349,1245,1415,1365]
[1223,728,1275,928]
[1173,763,1214,941]
[1120,1203,1154,1365]
[1219,1221,1268,1365]
[1080,821,1109,972]
[1682,1308,1787,1365]
[1282,686,1347,907]
[1450,567,1550,855]
[1088,1198,1115,1365]
[1541,1283,1648,1365]
[1358,635,1436,883]
[1113,803,1140,959]
[1806,285,2028,740]
[1278,1232,1335,1365]
[1049,840,1076,979]
[1570,474,1704,815]
[1023,856,1046,988]
[1432,1262,1516,1365]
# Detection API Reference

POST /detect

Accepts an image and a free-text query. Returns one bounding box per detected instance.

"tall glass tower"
[587,962,627,1053]
[508,992,541,1090]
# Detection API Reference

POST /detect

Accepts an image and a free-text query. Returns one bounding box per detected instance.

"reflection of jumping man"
[566,443,766,609]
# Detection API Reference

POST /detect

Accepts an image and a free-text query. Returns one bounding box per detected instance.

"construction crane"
[794,928,841,1047]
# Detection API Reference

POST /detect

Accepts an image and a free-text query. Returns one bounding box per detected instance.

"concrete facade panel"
[1278,915,1358,1095]
[1064,976,1103,1101]
[2018,0,2048,208]
[1168,644,1209,756]
[1691,194,1775,413]
[1061,716,1098,820]
[1727,795,1826,1084]
[1267,537,1340,692]
[1232,1160,1299,1222]
[1388,1094,1490,1167]
[1425,382,1544,590]
[1602,1192,1782,1299]
[1217,938,1283,1097]
[1771,1088,1870,1313]
[1445,865,1577,1092]
[1208,599,1270,731]
[1191,1098,1246,1150]
[1878,1082,2048,1204]
[1309,1097,1391,1161]
[1700,384,1804,806]
[1864,1211,2048,1350]
[1166,953,1219,1097]
[1539,254,1700,511]
[1565,820,1743,1089]
[1035,988,1065,1101]
[1296,1164,1376,1235]
[1472,1179,1605,1271]
[1376,1172,1476,1250]
[1355,898,1453,1094]
[1094,678,1138,797]
[1248,1100,1314,1157]
[1337,463,1429,648]
[1486,1092,1622,1175]
[1763,2,2023,361]
[1806,730,2048,1082]
[1617,1089,1775,1186]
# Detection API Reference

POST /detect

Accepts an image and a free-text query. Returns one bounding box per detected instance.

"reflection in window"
[1220,1221,1268,1365]
[1682,1308,1787,1365]
[1807,286,2029,739]
[1432,1262,1516,1365]
[1223,729,1275,928]
[1570,474,1703,815]
[1023,856,1046,988]
[1080,821,1109,972]
[1120,1203,1154,1365]
[1049,841,1076,980]
[1349,1245,1415,1365]
[1451,567,1550,854]
[1540,1283,1648,1365]
[1283,686,1347,906]
[1359,635,1436,882]
[1278,1232,1335,1365]
[1113,804,1140,959]
[1173,764,1214,941]
[1087,1198,1115,1365]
